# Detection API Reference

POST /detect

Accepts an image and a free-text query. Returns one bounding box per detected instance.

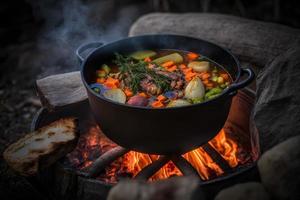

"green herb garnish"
[113,53,172,93]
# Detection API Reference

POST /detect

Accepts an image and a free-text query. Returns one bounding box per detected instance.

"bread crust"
[3,118,79,176]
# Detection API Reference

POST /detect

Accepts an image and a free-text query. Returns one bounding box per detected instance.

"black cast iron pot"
[76,34,254,155]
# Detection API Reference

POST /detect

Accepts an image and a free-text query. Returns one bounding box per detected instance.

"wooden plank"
[85,147,129,178]
[36,71,87,111]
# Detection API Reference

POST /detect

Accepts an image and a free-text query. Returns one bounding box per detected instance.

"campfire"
[27,74,259,199]
[65,100,255,184]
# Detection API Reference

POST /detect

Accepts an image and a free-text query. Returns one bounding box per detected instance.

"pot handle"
[76,42,104,64]
[226,68,255,95]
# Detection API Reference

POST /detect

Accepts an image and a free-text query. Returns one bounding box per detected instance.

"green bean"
[206,94,220,100]
[191,97,204,104]
[205,87,223,99]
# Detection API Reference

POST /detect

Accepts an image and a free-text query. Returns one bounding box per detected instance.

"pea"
[217,77,224,84]
[212,76,218,82]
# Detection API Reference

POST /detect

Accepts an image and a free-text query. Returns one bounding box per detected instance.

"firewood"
[36,71,87,111]
[3,118,79,176]
[85,146,129,178]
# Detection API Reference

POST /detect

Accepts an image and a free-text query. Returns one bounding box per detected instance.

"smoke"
[21,0,148,78]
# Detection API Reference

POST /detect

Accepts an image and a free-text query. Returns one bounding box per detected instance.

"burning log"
[85,146,129,178]
[36,71,87,110]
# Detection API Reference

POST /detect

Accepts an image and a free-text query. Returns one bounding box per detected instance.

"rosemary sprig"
[113,53,171,93]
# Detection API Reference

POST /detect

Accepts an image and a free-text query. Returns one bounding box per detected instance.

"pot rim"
[80,34,242,110]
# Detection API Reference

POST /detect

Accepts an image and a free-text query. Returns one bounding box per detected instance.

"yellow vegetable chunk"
[153,53,183,65]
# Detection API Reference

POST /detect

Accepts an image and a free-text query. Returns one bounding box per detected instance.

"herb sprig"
[114,53,171,93]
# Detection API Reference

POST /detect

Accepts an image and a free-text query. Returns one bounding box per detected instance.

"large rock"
[258,135,300,200]
[129,13,300,67]
[215,182,269,200]
[254,45,300,152]
[107,176,204,200]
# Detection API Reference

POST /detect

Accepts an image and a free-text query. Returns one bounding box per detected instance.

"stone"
[107,176,204,200]
[254,45,300,152]
[215,182,269,200]
[129,13,300,67]
[258,135,300,200]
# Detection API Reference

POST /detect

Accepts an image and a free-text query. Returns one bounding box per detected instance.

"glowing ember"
[65,125,253,183]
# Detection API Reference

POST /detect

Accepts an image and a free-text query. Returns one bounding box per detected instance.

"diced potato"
[188,61,210,72]
[103,89,126,103]
[167,99,191,107]
[130,50,157,60]
[153,53,183,65]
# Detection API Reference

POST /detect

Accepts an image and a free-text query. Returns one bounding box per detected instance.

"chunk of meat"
[127,95,149,106]
[140,75,161,95]
[155,69,185,90]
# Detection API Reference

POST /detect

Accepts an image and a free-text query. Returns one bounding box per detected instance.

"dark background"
[0,0,299,199]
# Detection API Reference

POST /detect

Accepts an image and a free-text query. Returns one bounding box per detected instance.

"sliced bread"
[3,118,79,176]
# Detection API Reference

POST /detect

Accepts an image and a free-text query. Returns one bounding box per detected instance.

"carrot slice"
[201,73,211,80]
[144,57,152,62]
[151,100,164,108]
[205,83,214,87]
[220,73,229,80]
[187,52,199,60]
[185,71,197,81]
[97,78,106,83]
[166,65,177,72]
[182,67,193,74]
[157,95,166,102]
[179,64,187,70]
[139,92,147,98]
[161,61,175,68]
[202,79,209,85]
[205,84,214,89]
[124,88,133,97]
[104,77,119,88]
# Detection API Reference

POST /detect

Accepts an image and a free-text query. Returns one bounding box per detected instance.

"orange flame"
[209,129,239,167]
[111,128,241,182]
[67,127,248,183]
